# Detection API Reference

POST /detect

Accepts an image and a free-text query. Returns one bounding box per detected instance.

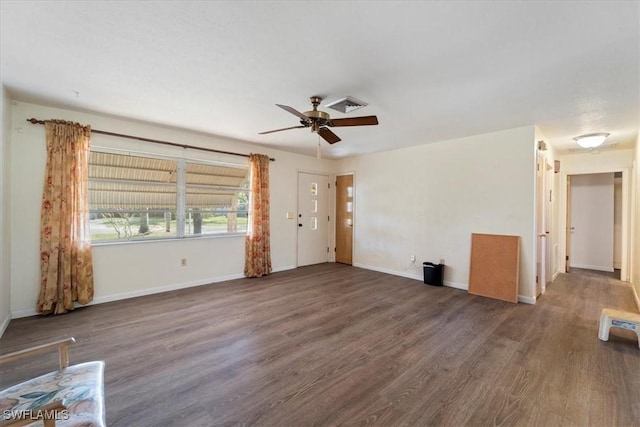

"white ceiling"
[1,1,638,159]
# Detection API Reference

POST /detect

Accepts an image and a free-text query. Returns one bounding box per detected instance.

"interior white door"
[569,173,615,271]
[297,172,330,266]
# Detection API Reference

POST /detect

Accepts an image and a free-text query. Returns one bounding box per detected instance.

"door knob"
[298,224,303,227]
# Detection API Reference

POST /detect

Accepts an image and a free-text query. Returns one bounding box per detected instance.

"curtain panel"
[244,153,272,278]
[37,120,94,315]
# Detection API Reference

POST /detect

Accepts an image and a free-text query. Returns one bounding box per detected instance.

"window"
[88,151,248,242]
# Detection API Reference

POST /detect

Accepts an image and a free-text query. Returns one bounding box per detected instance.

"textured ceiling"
[1,1,638,158]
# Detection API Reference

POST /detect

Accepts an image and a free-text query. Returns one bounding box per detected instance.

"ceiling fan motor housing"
[301,109,330,129]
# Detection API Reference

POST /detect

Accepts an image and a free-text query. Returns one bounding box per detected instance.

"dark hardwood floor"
[1,264,639,426]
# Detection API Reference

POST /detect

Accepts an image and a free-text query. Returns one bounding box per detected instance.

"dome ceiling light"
[573,132,610,148]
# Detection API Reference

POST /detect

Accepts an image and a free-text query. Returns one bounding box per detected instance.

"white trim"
[0,313,11,337]
[519,295,536,305]
[272,265,296,273]
[354,262,535,304]
[443,280,467,291]
[12,276,241,319]
[353,262,422,281]
[621,168,630,281]
[92,274,245,305]
[12,266,297,319]
[353,262,466,290]
[10,308,37,319]
[570,264,615,273]
[632,283,640,312]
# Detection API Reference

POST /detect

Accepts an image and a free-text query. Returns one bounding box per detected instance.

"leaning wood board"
[468,233,520,303]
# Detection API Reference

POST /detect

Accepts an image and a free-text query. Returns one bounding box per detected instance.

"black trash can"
[423,262,444,286]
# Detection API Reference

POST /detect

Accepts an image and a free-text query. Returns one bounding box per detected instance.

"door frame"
[545,159,554,284]
[536,154,547,296]
[565,175,572,272]
[535,153,553,298]
[559,167,631,281]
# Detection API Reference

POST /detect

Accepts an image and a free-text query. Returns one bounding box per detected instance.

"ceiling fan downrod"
[304,97,330,128]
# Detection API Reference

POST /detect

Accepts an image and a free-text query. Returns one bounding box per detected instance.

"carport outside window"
[88,151,248,242]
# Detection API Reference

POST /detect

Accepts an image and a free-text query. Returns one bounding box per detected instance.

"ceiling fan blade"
[329,116,379,127]
[318,127,341,144]
[276,104,310,121]
[259,125,306,135]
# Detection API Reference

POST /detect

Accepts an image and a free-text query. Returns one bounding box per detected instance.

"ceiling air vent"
[325,96,368,114]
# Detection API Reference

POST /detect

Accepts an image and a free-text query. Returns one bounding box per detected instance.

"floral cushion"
[0,361,105,427]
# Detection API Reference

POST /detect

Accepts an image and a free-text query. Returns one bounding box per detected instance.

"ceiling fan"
[259,96,379,144]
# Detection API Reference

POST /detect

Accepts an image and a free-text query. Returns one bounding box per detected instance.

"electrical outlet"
[410,255,416,262]
[181,258,187,267]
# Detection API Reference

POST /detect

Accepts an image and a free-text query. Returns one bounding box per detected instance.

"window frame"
[88,148,249,244]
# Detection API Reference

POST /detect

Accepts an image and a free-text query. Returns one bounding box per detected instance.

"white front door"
[297,172,330,266]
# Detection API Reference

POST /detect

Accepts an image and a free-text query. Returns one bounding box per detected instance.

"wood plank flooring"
[1,264,639,426]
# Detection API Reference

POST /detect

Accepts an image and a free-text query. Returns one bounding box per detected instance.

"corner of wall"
[1,85,12,337]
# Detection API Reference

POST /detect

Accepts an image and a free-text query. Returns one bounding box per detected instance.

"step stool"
[598,308,640,349]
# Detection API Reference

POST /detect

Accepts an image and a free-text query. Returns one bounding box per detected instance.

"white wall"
[337,125,537,303]
[614,176,623,269]
[9,101,334,317]
[0,87,11,336]
[0,100,547,318]
[569,173,614,271]
[557,149,634,281]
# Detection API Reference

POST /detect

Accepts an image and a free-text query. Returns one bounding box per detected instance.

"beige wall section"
[633,135,640,310]
[0,87,11,336]
[337,126,537,303]
[9,101,334,317]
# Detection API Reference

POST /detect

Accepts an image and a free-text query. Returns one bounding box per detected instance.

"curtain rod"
[26,118,275,161]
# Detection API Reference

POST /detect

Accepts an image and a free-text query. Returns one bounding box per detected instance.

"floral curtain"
[244,153,272,278]
[37,120,94,315]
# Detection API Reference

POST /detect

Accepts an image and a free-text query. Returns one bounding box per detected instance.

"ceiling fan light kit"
[259,96,379,145]
[573,132,610,148]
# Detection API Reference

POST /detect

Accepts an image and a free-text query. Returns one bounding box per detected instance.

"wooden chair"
[0,337,105,426]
